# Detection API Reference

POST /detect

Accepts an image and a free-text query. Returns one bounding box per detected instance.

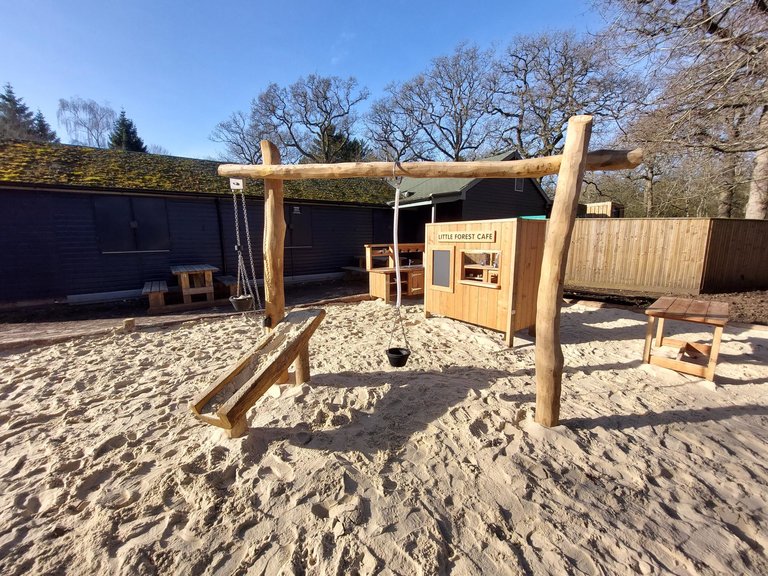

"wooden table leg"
[655,317,665,347]
[205,270,214,301]
[180,273,191,304]
[705,325,724,381]
[643,316,656,364]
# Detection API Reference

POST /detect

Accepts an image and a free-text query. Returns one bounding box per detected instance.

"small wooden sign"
[437,231,497,243]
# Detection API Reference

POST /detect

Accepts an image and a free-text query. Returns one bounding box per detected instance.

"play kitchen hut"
[424,218,546,347]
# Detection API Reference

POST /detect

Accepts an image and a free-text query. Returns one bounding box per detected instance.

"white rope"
[392,165,402,308]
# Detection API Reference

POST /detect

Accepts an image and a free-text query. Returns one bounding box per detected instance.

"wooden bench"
[142,280,168,312]
[215,275,239,297]
[643,296,729,382]
[190,308,326,438]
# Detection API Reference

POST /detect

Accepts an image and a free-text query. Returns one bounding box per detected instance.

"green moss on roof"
[0,140,394,205]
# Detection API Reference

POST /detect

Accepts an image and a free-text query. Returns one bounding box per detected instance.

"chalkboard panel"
[432,249,451,287]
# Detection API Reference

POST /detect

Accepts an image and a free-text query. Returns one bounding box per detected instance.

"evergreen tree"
[32,110,59,143]
[0,82,35,140]
[109,110,147,152]
[0,83,58,142]
[307,124,369,162]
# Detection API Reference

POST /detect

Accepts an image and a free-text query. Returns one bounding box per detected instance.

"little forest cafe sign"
[437,231,497,243]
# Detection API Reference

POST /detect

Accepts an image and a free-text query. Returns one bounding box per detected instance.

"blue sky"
[2,1,604,159]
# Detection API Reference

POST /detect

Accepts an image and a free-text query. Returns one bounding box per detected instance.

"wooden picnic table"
[642,296,729,381]
[170,264,219,304]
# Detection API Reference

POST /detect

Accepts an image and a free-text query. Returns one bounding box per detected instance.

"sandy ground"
[1,300,767,575]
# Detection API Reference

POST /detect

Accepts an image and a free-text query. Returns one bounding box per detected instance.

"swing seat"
[386,347,410,367]
[230,294,254,312]
[190,308,326,438]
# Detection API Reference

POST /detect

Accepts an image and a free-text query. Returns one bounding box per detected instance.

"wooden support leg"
[705,325,724,381]
[148,293,165,311]
[294,342,311,384]
[505,330,514,348]
[534,115,592,428]
[205,271,214,301]
[180,273,191,304]
[643,316,656,364]
[655,317,665,347]
[226,418,248,439]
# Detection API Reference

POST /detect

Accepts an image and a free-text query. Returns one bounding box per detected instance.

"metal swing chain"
[238,190,263,311]
[231,188,247,297]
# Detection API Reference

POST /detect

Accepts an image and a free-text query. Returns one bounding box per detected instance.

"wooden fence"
[564,218,768,295]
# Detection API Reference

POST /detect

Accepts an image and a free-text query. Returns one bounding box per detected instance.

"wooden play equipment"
[192,142,325,438]
[642,297,729,382]
[227,177,262,313]
[364,243,424,303]
[217,120,643,427]
[424,218,546,347]
[191,308,325,437]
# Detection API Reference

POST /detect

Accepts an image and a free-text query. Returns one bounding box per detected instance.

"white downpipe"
[393,185,402,308]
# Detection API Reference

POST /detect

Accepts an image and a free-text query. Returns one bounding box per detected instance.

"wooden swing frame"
[213,117,641,428]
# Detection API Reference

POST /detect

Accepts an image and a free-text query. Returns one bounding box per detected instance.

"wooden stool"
[642,297,729,382]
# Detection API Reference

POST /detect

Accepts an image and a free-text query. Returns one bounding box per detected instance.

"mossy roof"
[0,140,394,205]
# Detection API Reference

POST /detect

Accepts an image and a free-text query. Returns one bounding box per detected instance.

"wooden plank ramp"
[190,308,326,438]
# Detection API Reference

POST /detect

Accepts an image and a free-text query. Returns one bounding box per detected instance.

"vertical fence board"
[702,219,768,292]
[564,218,713,294]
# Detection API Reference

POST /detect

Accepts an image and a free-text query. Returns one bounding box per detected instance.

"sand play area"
[1,299,767,575]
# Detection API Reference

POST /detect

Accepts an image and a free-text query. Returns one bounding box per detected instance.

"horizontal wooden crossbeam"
[218,148,643,181]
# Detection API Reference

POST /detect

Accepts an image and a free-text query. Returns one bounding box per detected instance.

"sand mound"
[1,300,767,575]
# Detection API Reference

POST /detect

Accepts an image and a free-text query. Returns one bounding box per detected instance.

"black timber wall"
[0,187,391,302]
[461,179,549,221]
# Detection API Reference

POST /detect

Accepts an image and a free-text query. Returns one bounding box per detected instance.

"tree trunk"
[746,108,768,220]
[746,147,768,219]
[643,166,654,217]
[717,154,737,218]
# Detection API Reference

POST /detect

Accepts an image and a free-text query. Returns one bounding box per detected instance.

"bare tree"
[373,43,497,162]
[147,144,170,155]
[210,110,265,164]
[364,95,431,161]
[57,97,116,148]
[490,32,642,160]
[254,75,369,163]
[597,0,768,218]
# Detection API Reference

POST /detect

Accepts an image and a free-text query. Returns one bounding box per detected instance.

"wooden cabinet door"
[409,270,424,295]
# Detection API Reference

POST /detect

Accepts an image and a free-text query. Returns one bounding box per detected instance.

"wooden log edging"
[218,148,642,180]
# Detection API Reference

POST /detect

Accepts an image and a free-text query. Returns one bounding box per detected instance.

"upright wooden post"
[534,116,593,427]
[260,140,286,330]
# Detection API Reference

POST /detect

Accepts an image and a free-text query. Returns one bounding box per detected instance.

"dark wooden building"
[396,150,552,242]
[0,141,394,304]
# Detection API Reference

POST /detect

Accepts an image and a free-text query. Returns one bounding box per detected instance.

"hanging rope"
[387,162,410,354]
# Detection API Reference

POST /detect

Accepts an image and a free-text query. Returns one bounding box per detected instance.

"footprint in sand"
[96,487,137,509]
[257,455,295,483]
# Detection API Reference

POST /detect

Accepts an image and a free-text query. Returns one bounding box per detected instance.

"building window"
[460,250,500,287]
[94,196,170,253]
[514,178,524,192]
[430,248,454,291]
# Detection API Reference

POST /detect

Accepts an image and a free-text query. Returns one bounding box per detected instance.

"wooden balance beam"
[190,308,326,438]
